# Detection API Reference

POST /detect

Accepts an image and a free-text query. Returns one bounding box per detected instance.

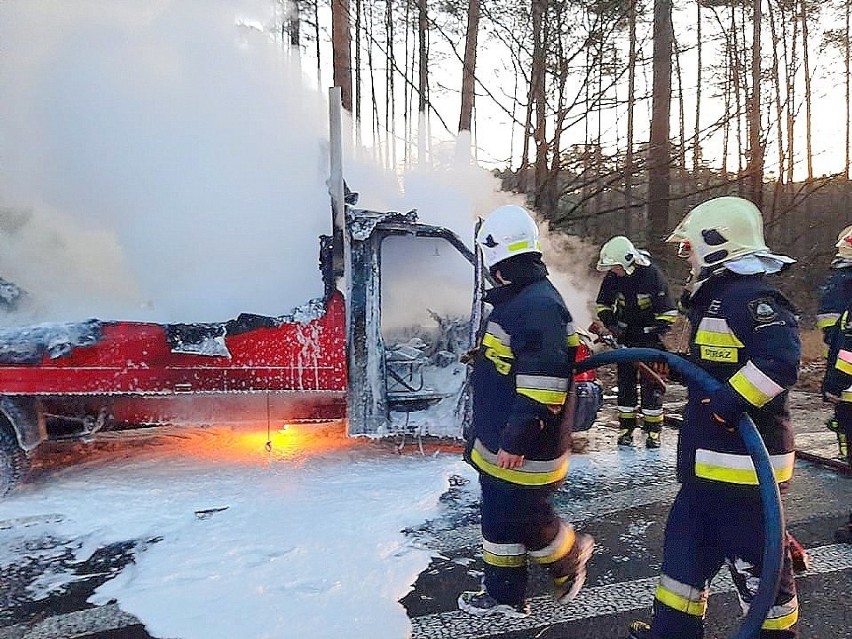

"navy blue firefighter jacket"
[467,276,579,488]
[817,264,852,345]
[679,271,800,487]
[595,263,678,345]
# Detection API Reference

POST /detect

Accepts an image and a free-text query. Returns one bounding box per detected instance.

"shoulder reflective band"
[835,349,852,376]
[656,310,678,323]
[516,373,570,406]
[529,522,575,565]
[655,574,708,617]
[471,439,570,486]
[694,449,794,484]
[694,317,745,348]
[729,361,784,407]
[482,539,526,568]
[482,322,512,357]
[817,312,840,330]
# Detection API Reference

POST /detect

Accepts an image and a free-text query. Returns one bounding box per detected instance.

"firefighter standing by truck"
[593,236,678,448]
[628,196,801,639]
[458,204,594,618]
[819,224,852,543]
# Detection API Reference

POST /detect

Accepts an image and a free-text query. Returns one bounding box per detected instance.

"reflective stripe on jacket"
[468,277,577,487]
[824,304,852,403]
[680,272,799,486]
[595,263,676,344]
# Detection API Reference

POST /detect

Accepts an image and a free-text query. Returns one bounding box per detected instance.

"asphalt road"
[0,389,849,639]
[402,390,852,639]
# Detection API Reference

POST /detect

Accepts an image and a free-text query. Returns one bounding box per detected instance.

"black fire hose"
[575,348,784,639]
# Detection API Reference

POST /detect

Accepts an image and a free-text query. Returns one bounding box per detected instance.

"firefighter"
[458,204,594,618]
[819,224,852,543]
[629,196,800,639]
[593,236,677,448]
[818,225,852,465]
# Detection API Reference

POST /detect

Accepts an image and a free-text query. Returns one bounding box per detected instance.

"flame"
[163,421,356,464]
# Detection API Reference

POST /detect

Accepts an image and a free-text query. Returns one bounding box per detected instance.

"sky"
[0,0,599,333]
[0,423,467,639]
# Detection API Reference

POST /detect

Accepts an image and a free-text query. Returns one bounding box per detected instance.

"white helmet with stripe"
[476,205,541,270]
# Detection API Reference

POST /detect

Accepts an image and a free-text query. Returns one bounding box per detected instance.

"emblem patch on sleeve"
[748,298,779,323]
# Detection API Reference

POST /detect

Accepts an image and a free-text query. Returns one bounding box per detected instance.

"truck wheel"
[0,422,29,497]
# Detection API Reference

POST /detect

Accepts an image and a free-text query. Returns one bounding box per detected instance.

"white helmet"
[596,236,650,274]
[836,224,852,259]
[666,196,769,280]
[476,205,541,270]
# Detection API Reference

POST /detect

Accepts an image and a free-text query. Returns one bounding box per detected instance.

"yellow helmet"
[667,196,769,280]
[596,236,649,274]
[836,224,852,259]
[476,205,541,270]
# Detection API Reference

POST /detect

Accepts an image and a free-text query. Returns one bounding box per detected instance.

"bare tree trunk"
[801,0,813,180]
[747,0,763,208]
[647,0,673,245]
[731,6,744,190]
[675,37,686,184]
[847,0,851,179]
[786,11,798,184]
[693,0,702,176]
[531,0,549,207]
[288,0,300,47]
[459,0,481,133]
[418,0,428,115]
[767,0,785,185]
[332,0,352,111]
[354,0,362,145]
[314,0,322,88]
[625,0,638,237]
[386,0,395,167]
[520,32,534,193]
[418,0,429,164]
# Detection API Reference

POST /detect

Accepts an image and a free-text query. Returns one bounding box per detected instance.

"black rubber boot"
[617,417,636,446]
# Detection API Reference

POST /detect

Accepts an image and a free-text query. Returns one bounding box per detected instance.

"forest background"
[282,0,852,318]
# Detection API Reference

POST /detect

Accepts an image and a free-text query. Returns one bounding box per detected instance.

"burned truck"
[0,192,602,496]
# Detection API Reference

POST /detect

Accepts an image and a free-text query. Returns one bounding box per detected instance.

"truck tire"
[0,421,29,497]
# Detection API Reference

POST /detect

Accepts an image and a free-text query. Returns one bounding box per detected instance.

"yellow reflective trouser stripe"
[842,389,852,402]
[529,523,575,565]
[471,440,570,486]
[836,350,852,376]
[482,540,526,568]
[656,312,677,323]
[729,362,784,407]
[761,599,799,630]
[642,413,664,424]
[655,576,708,617]
[817,314,839,329]
[694,449,794,485]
